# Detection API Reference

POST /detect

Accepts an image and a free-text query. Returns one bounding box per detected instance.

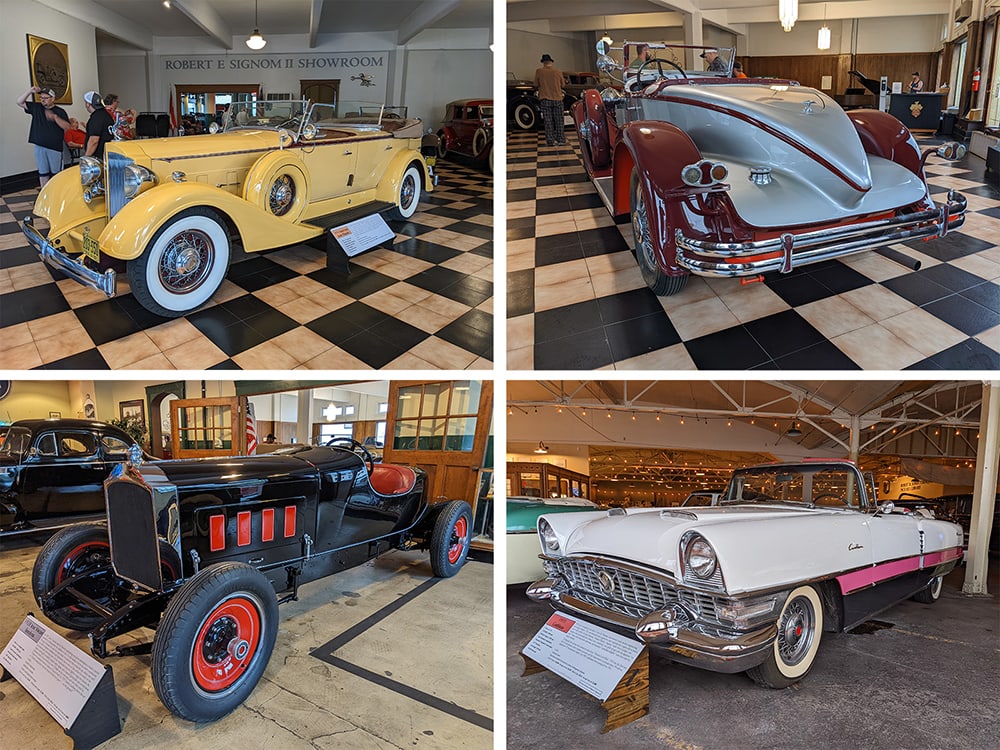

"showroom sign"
[162,54,385,71]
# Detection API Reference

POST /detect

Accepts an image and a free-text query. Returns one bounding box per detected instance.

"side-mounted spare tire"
[429,500,472,577]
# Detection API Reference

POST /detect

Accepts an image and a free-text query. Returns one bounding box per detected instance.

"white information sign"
[0,614,106,729]
[329,213,395,257]
[523,612,645,701]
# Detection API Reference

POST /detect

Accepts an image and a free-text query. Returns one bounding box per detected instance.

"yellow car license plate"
[82,231,100,262]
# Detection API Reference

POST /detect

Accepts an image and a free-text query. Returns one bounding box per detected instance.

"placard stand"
[519,647,650,733]
[1,664,121,750]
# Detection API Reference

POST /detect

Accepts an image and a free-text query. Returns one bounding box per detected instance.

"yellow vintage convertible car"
[21,101,438,317]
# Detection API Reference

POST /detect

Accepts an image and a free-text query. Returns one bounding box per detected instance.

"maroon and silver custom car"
[30,440,472,722]
[571,42,968,296]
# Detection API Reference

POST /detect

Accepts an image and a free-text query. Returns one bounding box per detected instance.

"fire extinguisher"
[972,67,981,92]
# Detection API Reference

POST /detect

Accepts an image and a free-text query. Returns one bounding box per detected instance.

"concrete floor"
[0,537,493,750]
[507,565,999,750]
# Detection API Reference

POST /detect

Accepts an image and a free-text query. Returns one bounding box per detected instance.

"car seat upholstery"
[369,464,417,496]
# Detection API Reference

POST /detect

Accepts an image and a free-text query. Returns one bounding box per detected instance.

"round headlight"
[79,156,102,186]
[538,518,560,553]
[686,536,717,578]
[123,164,154,198]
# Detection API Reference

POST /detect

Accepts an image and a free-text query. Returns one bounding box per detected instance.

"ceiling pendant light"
[246,0,267,50]
[778,0,798,32]
[600,15,613,47]
[817,4,831,50]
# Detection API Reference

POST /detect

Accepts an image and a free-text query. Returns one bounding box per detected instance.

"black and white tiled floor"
[1,161,492,370]
[507,129,1000,370]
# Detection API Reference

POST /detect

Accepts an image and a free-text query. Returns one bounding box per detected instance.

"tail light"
[681,160,729,187]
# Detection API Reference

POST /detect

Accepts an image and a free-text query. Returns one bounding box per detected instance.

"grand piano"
[835,70,880,110]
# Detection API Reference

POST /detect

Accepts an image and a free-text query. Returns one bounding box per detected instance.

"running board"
[1,513,106,537]
[593,176,615,214]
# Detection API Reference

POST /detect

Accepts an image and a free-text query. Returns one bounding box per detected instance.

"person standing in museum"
[15,85,71,187]
[701,48,727,73]
[534,53,567,147]
[629,43,652,70]
[909,72,924,93]
[733,61,748,79]
[83,90,114,158]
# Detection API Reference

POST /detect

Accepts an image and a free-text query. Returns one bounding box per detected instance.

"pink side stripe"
[836,546,962,595]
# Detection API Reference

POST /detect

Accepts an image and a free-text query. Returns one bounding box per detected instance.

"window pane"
[393,420,418,450]
[102,436,131,457]
[417,418,445,450]
[397,387,422,419]
[445,416,476,451]
[420,383,451,417]
[450,381,481,414]
[36,433,57,456]
[57,432,98,457]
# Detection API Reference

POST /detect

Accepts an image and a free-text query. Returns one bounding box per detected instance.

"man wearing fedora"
[533,53,567,146]
[15,84,71,187]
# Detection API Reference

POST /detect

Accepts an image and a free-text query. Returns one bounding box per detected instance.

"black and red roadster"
[31,439,472,722]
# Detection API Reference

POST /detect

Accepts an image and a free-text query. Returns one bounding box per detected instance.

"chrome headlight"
[123,164,155,198]
[80,156,102,186]
[684,534,717,579]
[538,517,560,553]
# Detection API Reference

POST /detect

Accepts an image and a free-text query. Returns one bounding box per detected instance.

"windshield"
[480,106,494,118]
[723,465,866,510]
[224,100,307,132]
[1,427,32,457]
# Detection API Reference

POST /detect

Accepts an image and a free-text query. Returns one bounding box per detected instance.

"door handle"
[343,149,353,155]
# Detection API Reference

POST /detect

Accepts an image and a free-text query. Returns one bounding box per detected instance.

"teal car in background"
[507,495,599,584]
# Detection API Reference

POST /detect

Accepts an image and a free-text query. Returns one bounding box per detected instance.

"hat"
[84,90,103,107]
[39,88,56,98]
[540,54,554,63]
[700,49,718,58]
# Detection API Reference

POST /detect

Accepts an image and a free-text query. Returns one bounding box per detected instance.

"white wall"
[508,24,590,79]
[0,0,101,181]
[747,16,945,57]
[2,5,490,180]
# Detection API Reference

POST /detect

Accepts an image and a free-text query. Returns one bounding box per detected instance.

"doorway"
[301,79,340,105]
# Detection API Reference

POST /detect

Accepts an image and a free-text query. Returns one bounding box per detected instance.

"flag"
[168,83,177,133]
[246,402,257,455]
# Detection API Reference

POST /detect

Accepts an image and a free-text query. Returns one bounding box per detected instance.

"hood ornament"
[597,569,617,596]
[749,166,773,186]
[802,99,816,114]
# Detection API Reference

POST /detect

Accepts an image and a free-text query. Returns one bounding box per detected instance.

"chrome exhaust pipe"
[875,246,921,271]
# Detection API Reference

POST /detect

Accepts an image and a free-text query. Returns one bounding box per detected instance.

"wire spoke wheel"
[777,595,816,667]
[159,229,215,294]
[268,174,295,215]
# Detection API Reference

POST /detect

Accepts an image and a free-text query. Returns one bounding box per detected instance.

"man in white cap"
[15,84,71,186]
[83,90,114,158]
[700,49,726,73]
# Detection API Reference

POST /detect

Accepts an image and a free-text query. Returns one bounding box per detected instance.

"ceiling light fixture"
[246,0,267,50]
[534,441,549,454]
[600,15,613,47]
[786,423,803,437]
[779,0,798,32]
[817,4,831,49]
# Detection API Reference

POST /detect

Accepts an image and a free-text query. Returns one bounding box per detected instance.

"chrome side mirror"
[596,40,609,55]
[277,128,294,150]
[877,501,895,515]
[596,53,617,74]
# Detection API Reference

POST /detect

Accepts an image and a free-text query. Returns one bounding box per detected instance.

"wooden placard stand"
[519,647,650,733]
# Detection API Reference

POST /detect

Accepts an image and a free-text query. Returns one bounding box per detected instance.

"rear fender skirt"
[847,109,923,178]
[836,546,962,596]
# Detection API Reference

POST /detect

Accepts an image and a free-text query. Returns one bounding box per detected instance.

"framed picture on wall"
[26,34,72,104]
[119,399,146,427]
[48,411,61,419]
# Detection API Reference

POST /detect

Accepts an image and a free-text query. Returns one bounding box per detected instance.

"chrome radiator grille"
[106,152,131,218]
[553,557,721,624]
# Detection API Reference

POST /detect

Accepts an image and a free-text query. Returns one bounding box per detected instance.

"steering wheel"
[325,437,375,474]
[383,111,402,119]
[814,493,848,507]
[637,57,687,84]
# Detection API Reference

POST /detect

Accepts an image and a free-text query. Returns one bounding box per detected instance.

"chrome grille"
[106,152,131,218]
[555,557,720,624]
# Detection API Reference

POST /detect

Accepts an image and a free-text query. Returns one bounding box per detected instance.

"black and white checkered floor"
[507,128,1000,370]
[1,161,492,370]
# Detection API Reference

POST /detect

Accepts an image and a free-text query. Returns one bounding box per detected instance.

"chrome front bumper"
[526,578,777,674]
[674,190,967,277]
[20,217,116,298]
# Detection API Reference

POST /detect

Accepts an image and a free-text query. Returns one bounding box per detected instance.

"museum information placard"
[0,614,106,728]
[330,213,395,257]
[522,612,645,701]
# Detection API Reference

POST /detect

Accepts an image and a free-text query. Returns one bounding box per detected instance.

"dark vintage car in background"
[437,98,494,172]
[571,41,968,297]
[508,72,541,130]
[0,419,140,536]
[31,439,472,722]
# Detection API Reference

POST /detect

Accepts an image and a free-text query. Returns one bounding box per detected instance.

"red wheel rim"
[57,541,110,584]
[447,516,468,564]
[192,596,262,692]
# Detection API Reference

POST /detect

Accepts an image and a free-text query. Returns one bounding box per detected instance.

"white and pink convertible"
[527,460,963,688]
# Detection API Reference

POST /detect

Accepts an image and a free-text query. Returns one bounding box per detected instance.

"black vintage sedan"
[1,418,139,536]
[31,439,472,723]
